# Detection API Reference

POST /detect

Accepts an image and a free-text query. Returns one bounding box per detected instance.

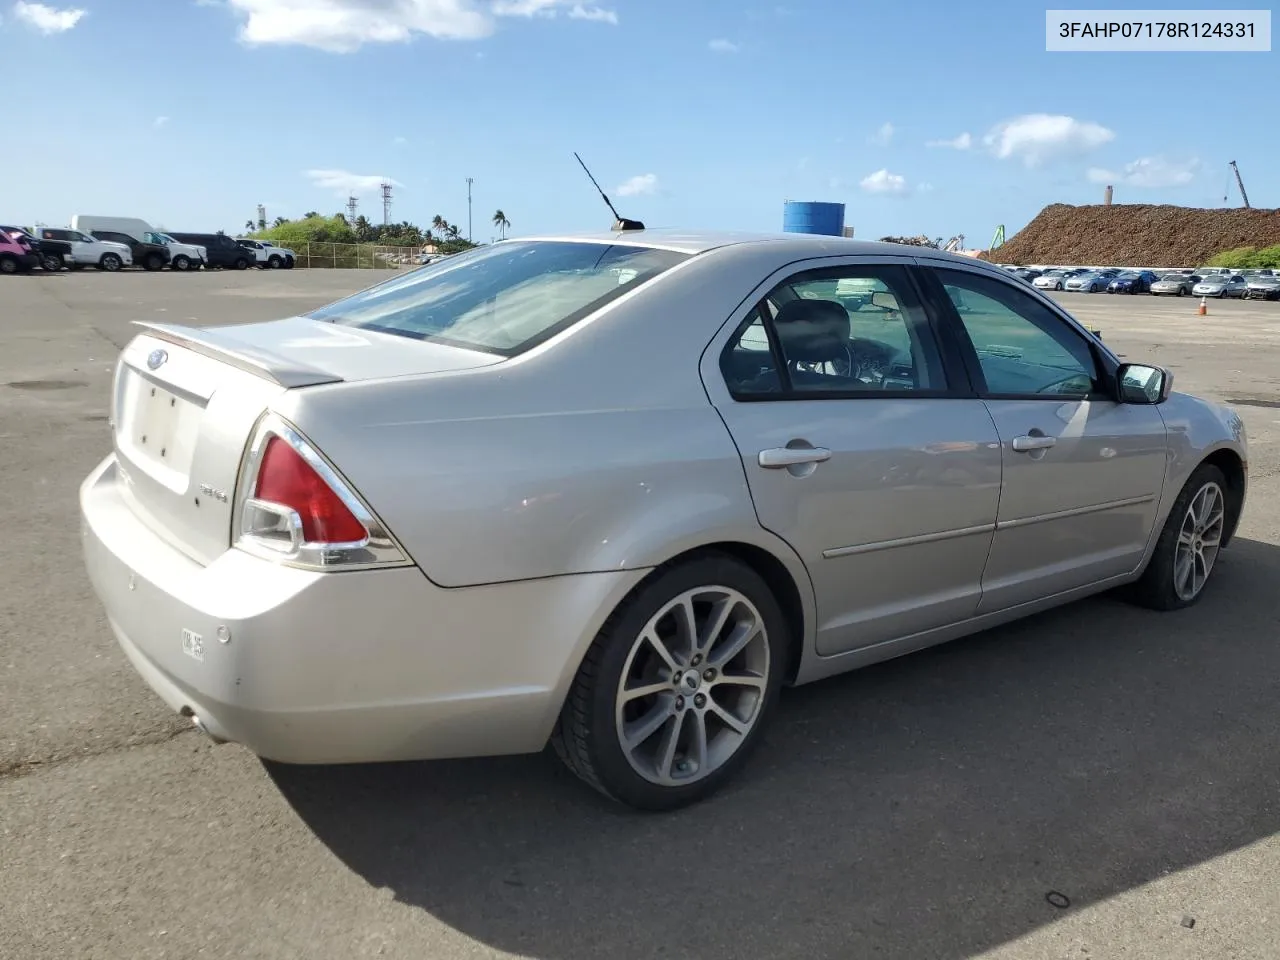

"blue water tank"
[782,200,846,237]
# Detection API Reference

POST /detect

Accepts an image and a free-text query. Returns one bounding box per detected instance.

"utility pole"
[466,177,474,242]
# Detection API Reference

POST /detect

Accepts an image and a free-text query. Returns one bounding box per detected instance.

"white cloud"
[869,122,894,146]
[392,135,407,143]
[154,116,170,128]
[224,0,613,53]
[859,169,910,196]
[616,173,657,197]
[493,0,615,21]
[708,38,738,52]
[305,169,403,196]
[983,113,1114,167]
[1087,156,1200,188]
[13,1,86,33]
[926,132,971,150]
[567,4,616,22]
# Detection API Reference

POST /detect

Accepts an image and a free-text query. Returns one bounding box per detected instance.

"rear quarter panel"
[272,243,819,592]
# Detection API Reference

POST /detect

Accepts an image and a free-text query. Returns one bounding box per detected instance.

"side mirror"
[869,291,899,310]
[1117,363,1173,404]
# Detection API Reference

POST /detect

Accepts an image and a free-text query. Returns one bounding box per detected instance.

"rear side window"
[308,241,690,356]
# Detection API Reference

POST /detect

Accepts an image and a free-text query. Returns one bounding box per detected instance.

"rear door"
[919,262,1168,613]
[703,258,1003,657]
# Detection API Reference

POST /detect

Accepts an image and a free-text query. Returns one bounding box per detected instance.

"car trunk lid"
[112,319,502,565]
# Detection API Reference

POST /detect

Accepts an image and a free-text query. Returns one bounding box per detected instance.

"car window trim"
[914,259,1120,403]
[717,259,976,403]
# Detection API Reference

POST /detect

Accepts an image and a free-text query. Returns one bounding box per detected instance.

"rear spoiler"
[131,322,344,389]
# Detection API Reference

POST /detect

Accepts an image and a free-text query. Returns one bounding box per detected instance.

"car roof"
[509,227,1004,271]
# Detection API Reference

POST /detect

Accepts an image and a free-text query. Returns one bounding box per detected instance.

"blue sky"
[2,0,1274,245]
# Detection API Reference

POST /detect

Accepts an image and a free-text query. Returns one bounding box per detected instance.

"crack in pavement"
[0,724,196,784]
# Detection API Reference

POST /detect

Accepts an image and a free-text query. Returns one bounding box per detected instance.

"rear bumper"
[80,454,645,764]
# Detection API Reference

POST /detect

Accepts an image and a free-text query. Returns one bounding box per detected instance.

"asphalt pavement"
[2,270,1279,960]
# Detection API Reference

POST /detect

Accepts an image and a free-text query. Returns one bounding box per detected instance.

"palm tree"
[446,223,460,240]
[244,219,255,232]
[431,215,447,236]
[492,209,511,239]
[303,211,320,220]
[273,216,288,227]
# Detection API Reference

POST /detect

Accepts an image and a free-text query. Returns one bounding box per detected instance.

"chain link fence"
[293,242,424,270]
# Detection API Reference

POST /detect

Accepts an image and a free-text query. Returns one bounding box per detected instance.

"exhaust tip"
[184,707,228,744]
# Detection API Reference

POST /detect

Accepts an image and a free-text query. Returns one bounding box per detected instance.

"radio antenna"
[574,152,645,232]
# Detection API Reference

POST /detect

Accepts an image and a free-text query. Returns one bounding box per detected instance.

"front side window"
[721,263,948,397]
[933,267,1098,398]
[308,241,690,356]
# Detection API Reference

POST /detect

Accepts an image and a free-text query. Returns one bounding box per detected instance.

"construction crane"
[989,224,1005,252]
[1227,161,1250,208]
[942,235,965,252]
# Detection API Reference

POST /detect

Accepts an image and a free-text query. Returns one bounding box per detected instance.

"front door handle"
[759,446,832,468]
[1011,434,1056,452]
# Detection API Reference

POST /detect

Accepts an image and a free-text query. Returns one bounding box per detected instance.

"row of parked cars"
[0,216,297,275]
[1005,265,1280,301]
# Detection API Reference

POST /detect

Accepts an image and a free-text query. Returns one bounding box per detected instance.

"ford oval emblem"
[147,348,168,371]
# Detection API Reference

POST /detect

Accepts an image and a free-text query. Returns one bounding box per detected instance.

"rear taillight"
[254,437,367,543]
[234,413,410,571]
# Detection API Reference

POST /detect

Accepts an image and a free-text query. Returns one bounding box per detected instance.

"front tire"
[267,255,282,269]
[98,253,122,272]
[234,257,250,270]
[553,553,788,811]
[1127,464,1230,611]
[171,255,190,271]
[41,252,64,272]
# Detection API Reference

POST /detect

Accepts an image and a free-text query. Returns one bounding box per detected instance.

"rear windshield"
[306,240,691,356]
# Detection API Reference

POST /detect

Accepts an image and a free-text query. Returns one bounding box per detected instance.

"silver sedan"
[80,231,1249,810]
[1193,274,1249,298]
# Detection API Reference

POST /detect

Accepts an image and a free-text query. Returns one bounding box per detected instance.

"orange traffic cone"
[1198,296,1207,316]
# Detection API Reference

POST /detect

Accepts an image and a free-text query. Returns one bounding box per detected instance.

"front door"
[709,260,1003,657]
[926,265,1169,613]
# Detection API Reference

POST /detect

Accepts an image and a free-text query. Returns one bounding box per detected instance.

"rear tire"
[552,553,788,811]
[1126,464,1230,611]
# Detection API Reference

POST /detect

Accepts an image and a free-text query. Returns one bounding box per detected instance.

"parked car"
[1030,269,1083,291]
[71,217,208,271]
[1245,275,1280,301]
[0,229,39,274]
[1107,270,1159,294]
[1063,271,1109,293]
[234,238,297,269]
[1150,274,1202,296]
[1,224,71,271]
[1192,274,1248,299]
[88,229,171,272]
[37,227,133,271]
[168,232,255,270]
[79,231,1250,810]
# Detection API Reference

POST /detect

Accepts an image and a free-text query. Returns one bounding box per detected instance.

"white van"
[70,216,207,271]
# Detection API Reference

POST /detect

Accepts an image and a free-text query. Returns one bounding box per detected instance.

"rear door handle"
[759,446,832,468]
[1011,434,1056,452]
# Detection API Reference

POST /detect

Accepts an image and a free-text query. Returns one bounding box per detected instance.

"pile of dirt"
[981,203,1280,266]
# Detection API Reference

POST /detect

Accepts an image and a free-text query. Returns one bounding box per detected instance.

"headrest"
[773,299,850,363]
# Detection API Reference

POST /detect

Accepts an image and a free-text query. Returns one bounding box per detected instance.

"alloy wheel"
[614,586,770,787]
[1174,481,1225,602]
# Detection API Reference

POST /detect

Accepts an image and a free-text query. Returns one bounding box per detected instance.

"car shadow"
[266,537,1280,960]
